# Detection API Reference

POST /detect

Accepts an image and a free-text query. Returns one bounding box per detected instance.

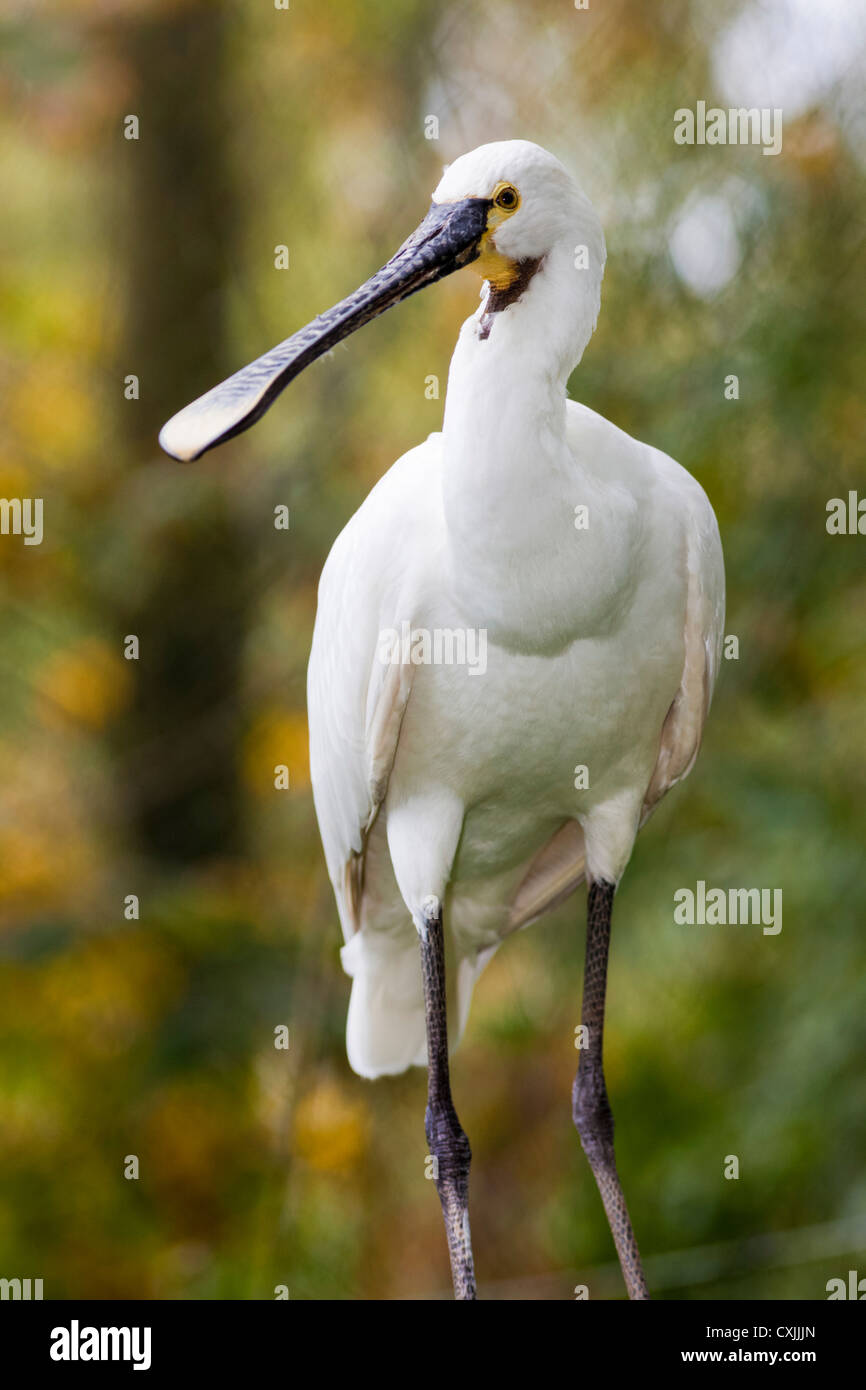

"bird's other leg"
[418,894,476,1301]
[573,877,650,1300]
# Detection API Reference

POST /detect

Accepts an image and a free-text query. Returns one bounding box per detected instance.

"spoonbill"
[160,140,725,1301]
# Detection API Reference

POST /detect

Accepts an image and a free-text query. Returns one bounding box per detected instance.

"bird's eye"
[493,184,520,212]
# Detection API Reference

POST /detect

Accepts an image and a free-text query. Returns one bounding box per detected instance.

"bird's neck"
[440,248,608,653]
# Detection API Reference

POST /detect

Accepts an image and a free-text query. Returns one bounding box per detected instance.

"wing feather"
[643,471,725,819]
[307,438,440,940]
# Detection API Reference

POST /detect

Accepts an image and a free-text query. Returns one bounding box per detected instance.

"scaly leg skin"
[419,895,477,1300]
[573,878,650,1300]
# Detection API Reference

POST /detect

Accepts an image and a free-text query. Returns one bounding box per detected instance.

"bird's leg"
[418,895,477,1301]
[573,878,650,1300]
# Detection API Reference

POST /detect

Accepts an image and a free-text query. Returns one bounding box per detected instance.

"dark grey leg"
[419,896,476,1301]
[573,878,650,1300]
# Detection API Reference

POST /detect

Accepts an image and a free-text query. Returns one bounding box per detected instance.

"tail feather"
[340,928,498,1079]
[455,942,500,1043]
[341,929,426,1078]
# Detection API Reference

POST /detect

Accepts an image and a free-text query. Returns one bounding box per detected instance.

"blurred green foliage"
[0,0,864,1299]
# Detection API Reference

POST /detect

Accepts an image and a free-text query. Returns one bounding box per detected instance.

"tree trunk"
[114,0,248,865]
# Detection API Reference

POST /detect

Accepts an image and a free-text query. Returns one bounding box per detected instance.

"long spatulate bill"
[159,197,490,462]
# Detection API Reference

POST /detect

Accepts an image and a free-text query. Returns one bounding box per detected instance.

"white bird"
[160,140,725,1302]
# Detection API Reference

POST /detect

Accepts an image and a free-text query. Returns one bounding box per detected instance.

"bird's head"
[159,139,604,462]
[432,140,598,291]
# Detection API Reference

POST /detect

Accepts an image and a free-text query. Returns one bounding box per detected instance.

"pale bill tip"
[158,398,234,463]
[158,416,201,462]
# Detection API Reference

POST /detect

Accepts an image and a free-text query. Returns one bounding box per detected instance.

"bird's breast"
[388,588,685,879]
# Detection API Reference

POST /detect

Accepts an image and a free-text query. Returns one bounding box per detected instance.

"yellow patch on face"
[474,182,522,289]
[475,233,520,289]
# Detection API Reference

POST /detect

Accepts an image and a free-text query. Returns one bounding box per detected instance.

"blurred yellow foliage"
[0,827,60,905]
[36,639,130,729]
[294,1077,368,1175]
[144,1082,240,1186]
[9,359,97,465]
[0,463,31,499]
[39,934,184,1054]
[243,707,310,794]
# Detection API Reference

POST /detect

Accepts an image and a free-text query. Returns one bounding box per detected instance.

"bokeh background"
[1,0,865,1300]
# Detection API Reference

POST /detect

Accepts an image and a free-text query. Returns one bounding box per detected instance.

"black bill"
[158,196,491,462]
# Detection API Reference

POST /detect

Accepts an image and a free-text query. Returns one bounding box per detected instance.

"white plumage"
[157,136,725,1299]
[306,140,725,1079]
